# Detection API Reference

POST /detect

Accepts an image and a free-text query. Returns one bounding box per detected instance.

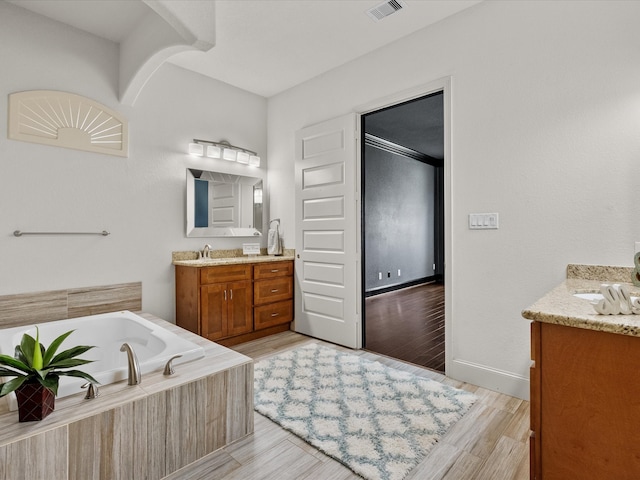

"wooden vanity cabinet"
[253,261,294,330]
[200,280,252,340]
[175,260,294,346]
[530,321,640,479]
[185,264,252,342]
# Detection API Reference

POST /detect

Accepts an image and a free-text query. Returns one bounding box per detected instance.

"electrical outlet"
[378,272,382,280]
[397,269,401,277]
[387,272,391,278]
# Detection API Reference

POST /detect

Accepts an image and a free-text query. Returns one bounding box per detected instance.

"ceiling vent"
[366,0,406,22]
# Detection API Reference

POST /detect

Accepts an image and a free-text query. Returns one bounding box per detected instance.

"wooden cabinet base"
[530,321,640,479]
[176,260,294,346]
[217,323,291,347]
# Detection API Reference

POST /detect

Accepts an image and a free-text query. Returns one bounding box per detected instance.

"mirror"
[186,168,263,237]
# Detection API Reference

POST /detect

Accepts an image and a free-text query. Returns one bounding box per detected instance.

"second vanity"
[174,250,295,346]
[522,264,640,480]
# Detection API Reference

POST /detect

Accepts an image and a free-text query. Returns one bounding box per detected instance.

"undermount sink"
[573,293,604,301]
[573,292,640,302]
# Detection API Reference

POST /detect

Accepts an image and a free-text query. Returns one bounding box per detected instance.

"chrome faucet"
[120,343,141,385]
[201,244,212,259]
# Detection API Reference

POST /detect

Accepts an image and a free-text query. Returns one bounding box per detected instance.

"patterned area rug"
[254,343,477,480]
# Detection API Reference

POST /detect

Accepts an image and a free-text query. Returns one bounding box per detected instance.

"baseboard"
[449,358,530,401]
[365,277,435,297]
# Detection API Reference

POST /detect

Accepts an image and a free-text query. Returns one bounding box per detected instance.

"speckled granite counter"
[172,248,294,267]
[522,264,640,336]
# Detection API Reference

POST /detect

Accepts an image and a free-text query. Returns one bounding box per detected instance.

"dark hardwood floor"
[364,282,445,372]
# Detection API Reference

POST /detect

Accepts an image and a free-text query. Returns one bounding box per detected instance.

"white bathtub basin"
[0,311,205,410]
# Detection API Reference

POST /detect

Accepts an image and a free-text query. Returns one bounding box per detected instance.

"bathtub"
[0,310,205,410]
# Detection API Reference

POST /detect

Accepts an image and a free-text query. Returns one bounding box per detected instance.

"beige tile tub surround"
[0,313,254,480]
[0,282,142,328]
[522,264,640,336]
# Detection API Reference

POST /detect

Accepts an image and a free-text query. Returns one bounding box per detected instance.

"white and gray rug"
[254,343,477,480]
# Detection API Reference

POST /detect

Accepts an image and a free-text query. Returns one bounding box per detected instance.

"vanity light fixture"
[223,147,237,162]
[236,151,250,164]
[188,139,260,167]
[206,145,221,158]
[188,142,204,156]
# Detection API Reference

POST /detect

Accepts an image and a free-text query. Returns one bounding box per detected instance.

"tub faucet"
[201,244,212,259]
[120,343,141,385]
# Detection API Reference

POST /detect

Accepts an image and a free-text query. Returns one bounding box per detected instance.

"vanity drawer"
[254,277,293,305]
[253,261,293,280]
[200,265,251,284]
[254,300,293,330]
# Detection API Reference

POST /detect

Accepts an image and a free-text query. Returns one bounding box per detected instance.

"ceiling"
[364,93,444,159]
[7,0,481,98]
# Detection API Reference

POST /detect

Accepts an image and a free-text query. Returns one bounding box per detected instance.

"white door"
[294,114,360,348]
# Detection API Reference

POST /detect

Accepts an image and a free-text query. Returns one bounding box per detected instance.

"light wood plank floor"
[166,331,529,480]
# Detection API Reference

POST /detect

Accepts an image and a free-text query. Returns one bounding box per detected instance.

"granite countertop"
[522,264,640,336]
[172,248,295,267]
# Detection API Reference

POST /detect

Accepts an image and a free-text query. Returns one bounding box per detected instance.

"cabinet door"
[254,300,293,330]
[254,277,293,305]
[201,284,227,340]
[254,261,294,280]
[227,280,253,337]
[201,265,251,284]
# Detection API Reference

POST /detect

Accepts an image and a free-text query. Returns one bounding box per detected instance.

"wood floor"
[167,331,530,480]
[365,283,445,372]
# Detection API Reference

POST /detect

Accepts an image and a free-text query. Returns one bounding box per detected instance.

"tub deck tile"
[0,312,254,480]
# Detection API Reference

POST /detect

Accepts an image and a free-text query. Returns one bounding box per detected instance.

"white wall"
[0,3,267,322]
[267,0,640,398]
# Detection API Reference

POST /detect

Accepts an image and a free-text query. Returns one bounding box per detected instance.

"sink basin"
[573,292,639,302]
[573,293,604,301]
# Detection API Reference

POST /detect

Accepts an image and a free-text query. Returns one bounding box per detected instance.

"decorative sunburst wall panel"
[8,90,129,157]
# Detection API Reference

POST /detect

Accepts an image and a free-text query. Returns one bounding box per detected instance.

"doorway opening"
[361,91,445,372]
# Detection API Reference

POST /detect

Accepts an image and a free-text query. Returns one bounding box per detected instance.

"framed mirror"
[186,168,263,237]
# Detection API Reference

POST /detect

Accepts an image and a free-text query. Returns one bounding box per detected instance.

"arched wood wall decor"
[8,90,128,157]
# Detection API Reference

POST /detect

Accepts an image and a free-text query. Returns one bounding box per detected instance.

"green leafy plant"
[0,327,98,397]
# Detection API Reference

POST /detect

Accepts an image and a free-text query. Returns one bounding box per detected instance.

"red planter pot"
[15,382,55,422]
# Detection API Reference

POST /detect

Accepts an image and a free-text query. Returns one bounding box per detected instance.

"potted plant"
[0,327,97,422]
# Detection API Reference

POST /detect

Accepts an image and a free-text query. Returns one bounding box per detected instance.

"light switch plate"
[242,243,261,255]
[469,213,499,230]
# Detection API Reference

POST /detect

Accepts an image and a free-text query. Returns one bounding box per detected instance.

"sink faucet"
[201,244,212,259]
[120,343,141,385]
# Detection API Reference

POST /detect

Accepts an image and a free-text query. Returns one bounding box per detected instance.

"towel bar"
[13,230,110,237]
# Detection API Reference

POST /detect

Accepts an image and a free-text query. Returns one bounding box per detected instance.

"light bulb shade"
[223,148,237,161]
[188,143,204,156]
[206,145,221,158]
[249,155,261,167]
[236,151,250,164]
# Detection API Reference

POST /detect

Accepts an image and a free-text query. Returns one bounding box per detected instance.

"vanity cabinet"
[253,261,294,330]
[175,259,294,346]
[530,321,640,479]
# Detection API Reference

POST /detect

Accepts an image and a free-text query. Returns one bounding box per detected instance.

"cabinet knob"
[271,313,279,317]
[271,269,279,273]
[271,289,279,293]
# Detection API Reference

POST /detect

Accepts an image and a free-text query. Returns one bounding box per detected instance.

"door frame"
[354,77,452,374]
